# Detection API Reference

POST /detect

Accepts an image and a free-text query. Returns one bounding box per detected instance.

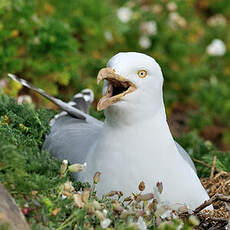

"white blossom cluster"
[167,2,177,11]
[206,39,226,56]
[152,4,163,14]
[104,31,113,42]
[140,21,157,36]
[117,7,132,23]
[139,21,158,49]
[139,36,152,49]
[207,14,227,27]
[17,95,32,104]
[169,12,187,29]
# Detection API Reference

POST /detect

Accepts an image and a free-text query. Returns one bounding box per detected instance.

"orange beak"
[96,68,136,111]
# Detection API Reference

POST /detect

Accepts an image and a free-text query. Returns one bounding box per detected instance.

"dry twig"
[194,194,230,214]
[193,158,221,173]
[225,203,230,230]
[210,155,217,179]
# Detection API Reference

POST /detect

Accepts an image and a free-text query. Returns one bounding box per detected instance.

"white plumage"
[79,52,211,210]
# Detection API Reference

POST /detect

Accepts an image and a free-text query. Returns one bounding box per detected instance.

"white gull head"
[97,52,165,126]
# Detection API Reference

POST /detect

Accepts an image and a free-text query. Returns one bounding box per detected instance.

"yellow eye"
[137,70,147,78]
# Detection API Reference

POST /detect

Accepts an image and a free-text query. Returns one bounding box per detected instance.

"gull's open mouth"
[97,67,136,111]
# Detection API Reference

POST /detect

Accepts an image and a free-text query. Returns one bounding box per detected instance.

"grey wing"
[175,141,197,173]
[43,115,103,164]
[8,73,103,163]
[41,87,103,164]
[8,73,86,120]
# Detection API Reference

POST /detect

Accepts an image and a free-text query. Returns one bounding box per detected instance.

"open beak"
[97,67,136,111]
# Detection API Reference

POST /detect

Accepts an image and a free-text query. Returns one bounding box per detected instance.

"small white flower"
[159,209,171,219]
[137,216,147,230]
[117,7,132,23]
[139,36,151,49]
[102,209,108,217]
[33,37,40,45]
[68,162,86,173]
[210,75,218,85]
[100,218,111,229]
[63,160,68,165]
[153,187,161,203]
[177,222,184,230]
[155,204,170,217]
[31,14,40,23]
[145,210,150,216]
[104,31,113,41]
[169,12,187,28]
[169,12,178,20]
[0,79,8,88]
[207,14,226,27]
[61,194,67,199]
[17,95,32,104]
[206,39,226,56]
[167,2,177,11]
[152,4,163,14]
[140,21,157,36]
[204,140,213,149]
[19,18,26,24]
[73,193,85,208]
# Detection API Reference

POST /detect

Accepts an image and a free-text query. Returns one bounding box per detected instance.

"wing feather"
[175,141,196,173]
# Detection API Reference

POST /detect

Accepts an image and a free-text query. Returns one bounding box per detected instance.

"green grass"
[0,93,229,230]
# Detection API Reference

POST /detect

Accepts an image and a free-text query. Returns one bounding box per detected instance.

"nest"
[189,171,230,229]
[202,171,230,214]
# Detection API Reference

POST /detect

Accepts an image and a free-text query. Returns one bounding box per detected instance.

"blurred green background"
[1,0,230,150]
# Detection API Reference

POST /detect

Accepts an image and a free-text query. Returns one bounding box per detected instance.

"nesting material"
[189,171,230,229]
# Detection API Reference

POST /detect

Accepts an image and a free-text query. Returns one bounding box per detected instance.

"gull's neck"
[104,99,166,128]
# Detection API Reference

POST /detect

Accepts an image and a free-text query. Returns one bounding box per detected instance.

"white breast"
[79,111,210,210]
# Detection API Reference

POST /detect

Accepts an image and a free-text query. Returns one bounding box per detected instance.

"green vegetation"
[0,0,230,229]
